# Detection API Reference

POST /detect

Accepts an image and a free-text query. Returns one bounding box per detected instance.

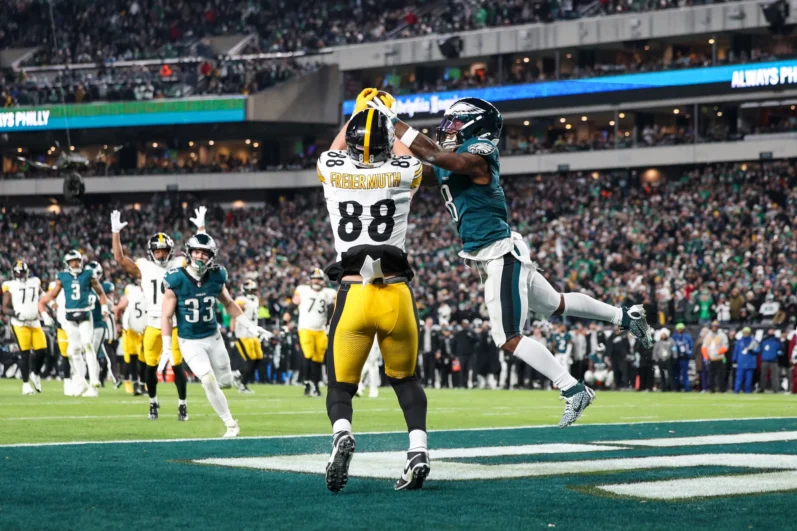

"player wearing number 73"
[110,207,208,421]
[317,100,430,493]
[161,233,272,437]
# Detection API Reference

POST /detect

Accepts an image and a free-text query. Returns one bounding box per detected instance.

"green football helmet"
[436,97,503,151]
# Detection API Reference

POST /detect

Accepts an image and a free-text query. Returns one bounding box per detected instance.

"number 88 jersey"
[318,150,422,260]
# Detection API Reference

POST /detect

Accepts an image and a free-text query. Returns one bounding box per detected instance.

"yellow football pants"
[123,329,144,363]
[56,328,69,357]
[12,325,47,351]
[327,281,418,385]
[143,326,182,367]
[299,329,327,364]
[236,337,264,360]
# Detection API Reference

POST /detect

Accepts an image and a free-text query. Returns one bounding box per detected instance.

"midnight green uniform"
[552,332,572,355]
[58,270,95,317]
[589,352,608,372]
[90,281,115,329]
[433,137,511,252]
[163,266,227,340]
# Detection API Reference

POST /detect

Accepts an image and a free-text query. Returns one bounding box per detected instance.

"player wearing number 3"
[111,207,207,421]
[161,233,272,437]
[318,97,430,493]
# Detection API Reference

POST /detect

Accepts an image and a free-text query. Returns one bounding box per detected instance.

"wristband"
[400,127,420,148]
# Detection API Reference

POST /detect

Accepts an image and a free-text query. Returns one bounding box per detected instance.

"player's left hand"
[367,97,398,124]
[40,311,54,327]
[190,206,207,229]
[354,88,378,113]
[255,327,273,342]
[102,305,110,316]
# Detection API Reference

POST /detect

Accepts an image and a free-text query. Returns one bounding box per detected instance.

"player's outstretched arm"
[189,206,207,233]
[221,286,271,340]
[111,210,141,279]
[114,294,128,322]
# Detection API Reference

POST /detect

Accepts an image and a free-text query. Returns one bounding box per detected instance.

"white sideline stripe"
[599,471,797,499]
[0,416,796,448]
[603,431,797,447]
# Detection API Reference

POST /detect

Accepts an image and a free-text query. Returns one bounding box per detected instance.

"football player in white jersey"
[357,338,381,399]
[2,260,47,395]
[231,279,263,393]
[292,268,336,397]
[46,279,74,395]
[318,102,430,493]
[115,282,147,395]
[111,207,206,421]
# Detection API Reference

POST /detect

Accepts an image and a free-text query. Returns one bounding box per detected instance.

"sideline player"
[161,233,271,437]
[111,208,206,420]
[293,268,336,397]
[318,103,429,492]
[356,339,381,399]
[115,281,147,395]
[2,260,47,395]
[39,250,108,397]
[231,279,263,393]
[46,277,73,395]
[367,93,653,427]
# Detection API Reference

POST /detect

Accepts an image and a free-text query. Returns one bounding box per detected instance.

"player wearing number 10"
[162,233,272,437]
[111,208,208,421]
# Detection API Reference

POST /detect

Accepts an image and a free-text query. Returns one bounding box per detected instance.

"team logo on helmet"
[12,260,29,279]
[243,279,257,294]
[85,261,103,281]
[63,250,83,274]
[148,233,175,267]
[185,233,218,276]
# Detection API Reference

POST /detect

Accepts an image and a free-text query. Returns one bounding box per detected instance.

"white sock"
[513,336,578,391]
[178,399,186,406]
[563,293,622,325]
[84,346,100,385]
[201,375,233,424]
[333,419,352,435]
[150,396,158,404]
[409,429,427,452]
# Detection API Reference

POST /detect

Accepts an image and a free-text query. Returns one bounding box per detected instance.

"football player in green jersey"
[161,233,271,437]
[367,93,653,428]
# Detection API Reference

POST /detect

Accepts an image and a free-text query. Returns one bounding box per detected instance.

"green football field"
[2,380,797,530]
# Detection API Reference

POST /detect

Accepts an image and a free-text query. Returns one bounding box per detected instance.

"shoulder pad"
[1,281,9,291]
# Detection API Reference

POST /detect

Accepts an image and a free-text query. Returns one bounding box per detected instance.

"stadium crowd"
[1,58,317,107]
[1,159,796,391]
[3,0,741,67]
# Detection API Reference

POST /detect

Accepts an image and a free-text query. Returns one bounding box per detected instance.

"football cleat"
[178,404,189,421]
[148,401,160,420]
[124,381,134,394]
[71,379,89,397]
[134,383,144,396]
[223,421,240,438]
[82,386,99,398]
[29,373,42,393]
[621,304,653,349]
[395,450,430,491]
[368,389,379,399]
[232,370,245,392]
[303,382,311,396]
[559,381,595,428]
[63,378,73,396]
[22,382,35,396]
[238,387,254,394]
[326,431,356,493]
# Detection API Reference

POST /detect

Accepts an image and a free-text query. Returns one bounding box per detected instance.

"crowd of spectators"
[1,159,796,389]
[0,57,317,107]
[3,0,742,68]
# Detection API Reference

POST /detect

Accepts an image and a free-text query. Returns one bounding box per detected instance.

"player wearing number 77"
[317,97,430,493]
[366,91,655,428]
[161,233,272,437]
[110,207,208,421]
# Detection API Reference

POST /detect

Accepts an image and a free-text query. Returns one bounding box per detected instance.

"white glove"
[102,305,110,316]
[366,98,398,124]
[255,326,273,342]
[190,206,207,229]
[40,311,54,327]
[160,339,173,369]
[111,210,128,233]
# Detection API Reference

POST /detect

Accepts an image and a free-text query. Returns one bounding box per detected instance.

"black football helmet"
[436,97,503,151]
[148,233,175,267]
[12,260,28,280]
[345,109,395,168]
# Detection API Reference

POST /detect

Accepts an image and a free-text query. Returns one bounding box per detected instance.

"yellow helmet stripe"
[363,108,375,163]
[158,233,164,244]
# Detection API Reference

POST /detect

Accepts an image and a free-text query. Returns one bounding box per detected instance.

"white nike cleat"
[395,450,430,490]
[368,389,379,398]
[223,421,240,438]
[30,373,42,393]
[71,380,89,397]
[22,382,35,396]
[82,385,99,398]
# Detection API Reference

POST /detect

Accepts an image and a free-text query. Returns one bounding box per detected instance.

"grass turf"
[1,379,795,444]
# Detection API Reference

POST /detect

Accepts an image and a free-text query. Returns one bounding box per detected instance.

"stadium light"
[523,121,530,126]
[673,109,680,114]
[560,117,566,123]
[609,120,616,126]
[70,146,75,151]
[209,140,215,146]
[245,139,251,144]
[581,116,587,121]
[189,141,194,147]
[152,142,158,148]
[709,38,716,44]
[253,142,259,148]
[566,124,572,130]
[619,113,626,118]
[717,111,723,117]
[566,54,572,59]
[17,148,22,153]
[523,57,530,63]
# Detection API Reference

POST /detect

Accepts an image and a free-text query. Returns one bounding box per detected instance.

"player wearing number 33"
[161,233,272,437]
[111,208,208,421]
[366,92,655,428]
[318,96,430,493]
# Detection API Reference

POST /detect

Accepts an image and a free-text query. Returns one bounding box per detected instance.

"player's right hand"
[367,97,398,124]
[354,88,377,113]
[111,210,128,233]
